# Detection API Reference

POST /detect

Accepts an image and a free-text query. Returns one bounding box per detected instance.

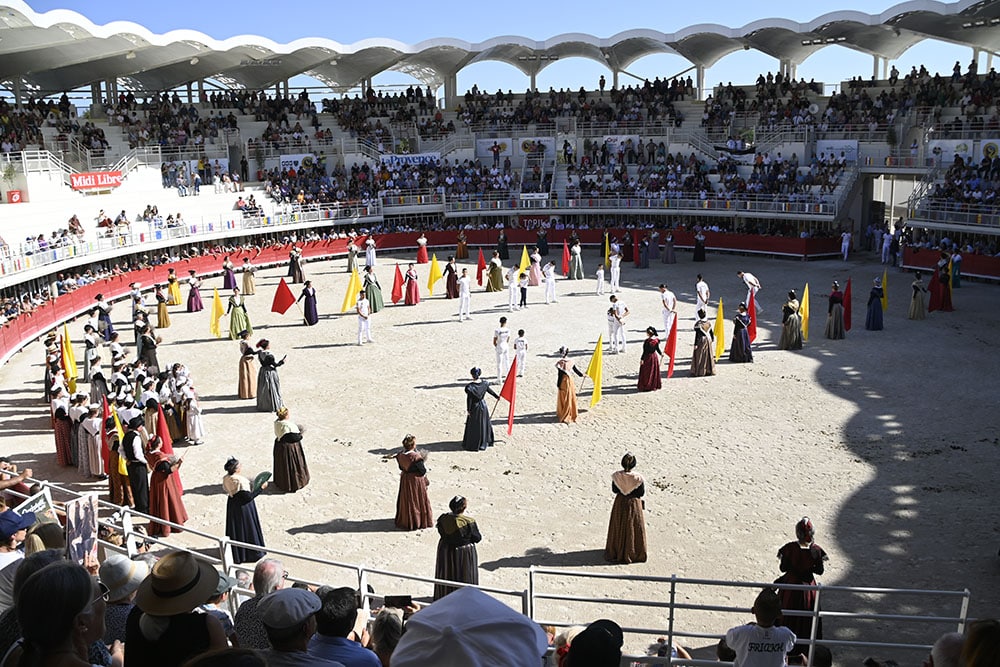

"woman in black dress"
[462,367,499,451]
[693,230,707,262]
[223,457,267,563]
[496,230,509,261]
[433,495,482,600]
[255,339,285,412]
[729,303,753,363]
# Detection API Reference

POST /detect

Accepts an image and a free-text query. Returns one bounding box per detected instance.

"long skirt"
[303,294,319,325]
[433,542,478,600]
[416,245,429,264]
[404,280,421,305]
[164,404,185,441]
[229,308,253,340]
[456,241,469,260]
[462,402,495,451]
[290,260,305,284]
[187,287,204,312]
[366,283,385,313]
[604,495,647,564]
[637,353,662,391]
[90,375,109,405]
[226,494,266,564]
[242,271,256,295]
[556,374,578,423]
[909,292,926,320]
[486,266,504,292]
[648,239,660,261]
[168,282,183,305]
[395,474,433,531]
[108,451,133,506]
[693,241,706,262]
[256,368,282,412]
[779,314,803,350]
[662,241,676,264]
[148,471,188,537]
[952,262,962,288]
[157,303,171,329]
[528,264,542,286]
[445,273,459,299]
[238,356,256,399]
[825,304,845,339]
[729,330,754,363]
[70,421,81,467]
[777,575,823,652]
[54,417,72,466]
[691,337,716,376]
[865,301,884,331]
[273,440,310,492]
[223,269,237,290]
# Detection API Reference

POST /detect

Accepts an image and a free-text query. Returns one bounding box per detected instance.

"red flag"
[633,231,641,268]
[844,278,853,331]
[927,269,941,312]
[156,403,183,493]
[270,278,296,314]
[561,239,570,276]
[100,396,111,474]
[391,263,404,304]
[498,358,517,435]
[665,315,678,379]
[476,248,487,286]
[748,291,758,343]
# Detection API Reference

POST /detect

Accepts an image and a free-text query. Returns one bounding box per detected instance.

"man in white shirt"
[609,295,629,353]
[659,284,677,337]
[738,271,762,313]
[695,274,711,313]
[543,262,557,304]
[457,268,472,320]
[506,265,520,311]
[493,317,511,380]
[725,589,796,667]
[356,290,373,345]
[840,230,852,261]
[609,251,622,293]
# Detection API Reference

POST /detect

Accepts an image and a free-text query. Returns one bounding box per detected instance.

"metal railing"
[443,193,839,216]
[906,204,1000,229]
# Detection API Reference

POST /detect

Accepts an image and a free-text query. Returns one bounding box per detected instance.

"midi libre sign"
[70,171,124,190]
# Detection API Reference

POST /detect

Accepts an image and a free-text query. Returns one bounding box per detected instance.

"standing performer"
[393,434,433,531]
[595,263,606,295]
[223,457,267,564]
[517,272,529,310]
[604,453,647,564]
[433,496,482,600]
[95,293,116,340]
[662,231,677,264]
[364,265,385,313]
[568,239,584,280]
[486,252,504,292]
[462,368,499,452]
[909,272,928,320]
[456,229,469,260]
[83,324,99,384]
[729,304,754,363]
[458,268,472,321]
[659,284,677,338]
[227,288,253,340]
[779,291,803,350]
[138,325,160,374]
[691,309,716,377]
[513,329,528,377]
[404,264,421,305]
[776,517,829,657]
[609,295,629,354]
[738,271,763,313]
[840,229,852,261]
[297,281,319,326]
[237,331,256,399]
[695,274,711,313]
[365,235,377,268]
[347,241,359,274]
[493,317,512,381]
[186,271,204,313]
[273,407,310,493]
[693,230,707,262]
[255,340,285,413]
[416,232,429,264]
[536,227,549,256]
[609,250,622,292]
[506,265,520,311]
[51,386,73,466]
[166,268,183,305]
[555,347,583,423]
[155,286,171,330]
[825,281,846,339]
[222,257,237,291]
[543,262,557,304]
[357,289,374,345]
[241,258,256,295]
[865,277,884,331]
[637,327,662,391]
[444,257,460,299]
[288,246,306,284]
[496,229,509,261]
[528,248,543,286]
[121,416,150,514]
[146,436,187,537]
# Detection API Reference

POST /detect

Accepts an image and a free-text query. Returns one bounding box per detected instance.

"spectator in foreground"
[725,588,796,667]
[182,648,267,667]
[368,608,404,667]
[99,552,150,644]
[309,586,380,666]
[926,631,963,667]
[961,619,1000,667]
[565,619,624,667]
[234,558,285,649]
[258,588,344,666]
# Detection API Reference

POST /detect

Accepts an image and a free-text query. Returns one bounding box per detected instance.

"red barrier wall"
[902,247,1000,279]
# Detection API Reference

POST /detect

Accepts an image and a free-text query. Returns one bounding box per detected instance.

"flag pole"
[489,397,503,418]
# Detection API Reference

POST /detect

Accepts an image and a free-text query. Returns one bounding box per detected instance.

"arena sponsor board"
[69,170,123,190]
[184,158,230,181]
[519,192,550,200]
[602,135,641,155]
[380,152,441,166]
[927,139,972,162]
[980,138,1000,161]
[475,138,513,158]
[516,137,555,157]
[518,215,550,227]
[815,139,858,163]
[280,153,315,172]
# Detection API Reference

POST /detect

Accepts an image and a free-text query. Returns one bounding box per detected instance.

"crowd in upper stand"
[926,152,1000,212]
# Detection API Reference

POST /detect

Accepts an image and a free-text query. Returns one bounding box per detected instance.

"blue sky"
[26,0,975,96]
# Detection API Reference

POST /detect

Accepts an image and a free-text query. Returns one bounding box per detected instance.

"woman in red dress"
[637,327,662,391]
[393,434,433,530]
[404,264,421,305]
[146,436,188,537]
[776,517,829,655]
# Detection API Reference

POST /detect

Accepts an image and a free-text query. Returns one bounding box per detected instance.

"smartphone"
[384,594,412,608]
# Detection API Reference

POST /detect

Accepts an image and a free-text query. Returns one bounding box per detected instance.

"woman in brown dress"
[393,434,433,530]
[456,230,469,260]
[273,407,310,492]
[690,309,716,377]
[604,453,647,564]
[237,331,256,399]
[146,436,187,537]
[555,347,583,423]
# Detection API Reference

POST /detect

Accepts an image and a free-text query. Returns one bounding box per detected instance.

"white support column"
[197,80,205,104]
[530,71,537,92]
[91,83,101,109]
[443,71,458,110]
[873,55,879,80]
[12,77,23,110]
[186,82,193,104]
[612,70,619,89]
[695,65,705,100]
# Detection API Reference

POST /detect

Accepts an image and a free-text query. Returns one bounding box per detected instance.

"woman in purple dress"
[297,281,319,325]
[186,270,204,312]
[221,256,237,290]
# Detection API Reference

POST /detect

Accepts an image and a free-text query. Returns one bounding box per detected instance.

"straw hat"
[134,551,219,616]
[100,553,150,602]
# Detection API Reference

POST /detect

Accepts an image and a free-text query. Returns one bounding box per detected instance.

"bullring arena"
[2,0,1000,664]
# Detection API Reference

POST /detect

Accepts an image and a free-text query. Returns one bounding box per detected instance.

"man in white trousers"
[737,270,762,313]
[543,262,557,303]
[609,251,622,293]
[609,295,629,353]
[659,283,677,337]
[357,289,373,345]
[507,265,520,311]
[695,274,711,313]
[458,268,472,320]
[493,316,511,380]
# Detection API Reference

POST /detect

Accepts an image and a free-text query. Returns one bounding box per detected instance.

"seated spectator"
[181,648,267,667]
[99,553,149,644]
[309,586,380,666]
[258,588,344,666]
[961,619,1000,667]
[234,558,285,649]
[368,608,404,667]
[199,573,239,647]
[0,548,66,660]
[0,511,35,571]
[725,588,796,667]
[565,619,624,667]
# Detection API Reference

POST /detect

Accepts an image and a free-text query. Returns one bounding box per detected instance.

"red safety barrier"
[903,246,1000,279]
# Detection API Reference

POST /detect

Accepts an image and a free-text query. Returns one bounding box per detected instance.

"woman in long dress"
[347,242,359,273]
[433,495,482,600]
[909,272,928,320]
[776,517,829,656]
[394,434,433,531]
[691,309,716,376]
[297,281,319,325]
[146,437,188,537]
[51,386,73,466]
[528,248,543,286]
[416,233,429,264]
[462,367,499,451]
[693,230,707,262]
[223,457,267,563]
[238,332,256,399]
[364,266,385,313]
[729,304,754,363]
[939,267,954,311]
[273,407,310,492]
[865,278,884,331]
[79,405,103,479]
[155,285,171,329]
[241,258,256,295]
[138,325,160,374]
[536,228,549,256]
[779,290,803,350]
[568,240,584,280]
[404,264,421,305]
[456,230,469,260]
[637,327,662,391]
[825,281,845,339]
[186,271,204,312]
[662,232,677,264]
[221,257,237,291]
[496,230,509,261]
[167,269,183,305]
[555,347,583,423]
[444,257,459,299]
[184,392,205,445]
[604,453,647,564]
[227,288,253,340]
[68,394,87,469]
[255,339,285,412]
[621,230,633,263]
[486,253,504,292]
[648,230,660,261]
[289,247,306,284]
[365,236,377,267]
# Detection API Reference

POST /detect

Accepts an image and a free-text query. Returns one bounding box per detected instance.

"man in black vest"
[121,416,149,514]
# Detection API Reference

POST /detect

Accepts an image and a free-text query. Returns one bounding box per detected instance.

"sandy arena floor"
[2,246,998,661]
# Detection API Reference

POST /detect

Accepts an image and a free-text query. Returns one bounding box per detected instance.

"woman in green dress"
[364,265,385,313]
[227,288,252,340]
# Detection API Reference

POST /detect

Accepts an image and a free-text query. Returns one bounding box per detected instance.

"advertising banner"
[815,139,859,163]
[475,138,513,159]
[380,152,441,166]
[70,171,123,190]
[516,137,555,157]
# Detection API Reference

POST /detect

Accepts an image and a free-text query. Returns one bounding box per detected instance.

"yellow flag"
[60,323,78,393]
[713,298,725,361]
[880,268,888,312]
[210,288,224,338]
[427,254,443,296]
[801,283,810,342]
[947,259,954,297]
[604,233,610,268]
[111,408,128,476]
[585,334,603,408]
[340,267,361,312]
[518,245,531,275]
